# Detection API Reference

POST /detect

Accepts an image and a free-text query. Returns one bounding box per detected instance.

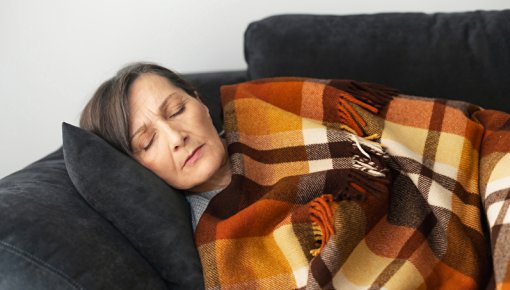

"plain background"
[1,0,509,179]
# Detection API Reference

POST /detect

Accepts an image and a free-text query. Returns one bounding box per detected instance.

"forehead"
[129,73,181,106]
[128,73,184,120]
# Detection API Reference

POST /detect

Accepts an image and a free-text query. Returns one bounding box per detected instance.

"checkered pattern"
[194,77,507,289]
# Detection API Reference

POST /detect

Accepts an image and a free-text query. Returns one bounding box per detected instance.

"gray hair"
[80,62,197,156]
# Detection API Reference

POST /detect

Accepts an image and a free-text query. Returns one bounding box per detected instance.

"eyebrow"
[129,92,180,143]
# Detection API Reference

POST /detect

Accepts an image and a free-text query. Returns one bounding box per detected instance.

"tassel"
[338,91,378,114]
[339,124,358,135]
[335,80,397,110]
[332,80,397,137]
[338,97,368,126]
[309,194,336,256]
[332,134,391,202]
[337,101,365,136]
[350,134,386,157]
[364,133,380,141]
[352,155,386,177]
[329,80,399,114]
[336,93,377,137]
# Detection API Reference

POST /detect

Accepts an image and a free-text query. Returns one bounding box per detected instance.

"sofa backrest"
[244,10,510,112]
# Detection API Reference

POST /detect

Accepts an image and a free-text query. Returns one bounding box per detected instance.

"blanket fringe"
[307,135,391,256]
[334,80,397,137]
[331,80,397,111]
[309,194,336,256]
[337,99,366,136]
[335,171,391,201]
[335,134,391,202]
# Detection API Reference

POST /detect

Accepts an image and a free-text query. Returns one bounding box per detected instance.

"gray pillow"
[62,122,204,289]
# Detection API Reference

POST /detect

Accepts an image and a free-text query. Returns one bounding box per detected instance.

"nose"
[159,120,188,152]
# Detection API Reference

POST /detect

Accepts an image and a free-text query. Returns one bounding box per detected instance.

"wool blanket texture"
[194,77,510,289]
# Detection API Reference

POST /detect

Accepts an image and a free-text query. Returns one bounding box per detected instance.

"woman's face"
[128,73,227,191]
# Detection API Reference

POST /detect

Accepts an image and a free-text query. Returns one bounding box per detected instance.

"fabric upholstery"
[194,77,502,289]
[0,148,167,289]
[2,10,509,289]
[183,70,247,132]
[244,11,510,112]
[62,123,204,290]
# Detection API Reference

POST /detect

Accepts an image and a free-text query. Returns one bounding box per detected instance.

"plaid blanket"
[194,77,510,289]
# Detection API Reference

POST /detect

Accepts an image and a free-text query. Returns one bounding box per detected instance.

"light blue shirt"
[185,187,223,231]
[185,129,226,231]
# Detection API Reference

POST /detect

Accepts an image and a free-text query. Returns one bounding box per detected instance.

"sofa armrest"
[183,70,247,131]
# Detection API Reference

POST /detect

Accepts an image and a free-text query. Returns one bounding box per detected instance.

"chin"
[171,155,223,191]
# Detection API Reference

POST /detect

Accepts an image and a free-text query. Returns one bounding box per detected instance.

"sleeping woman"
[81,63,232,230]
[80,62,494,289]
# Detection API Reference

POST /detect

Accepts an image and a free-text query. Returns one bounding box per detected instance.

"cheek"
[143,157,184,189]
[189,102,213,130]
[140,148,176,178]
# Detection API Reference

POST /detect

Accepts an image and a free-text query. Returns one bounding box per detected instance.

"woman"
[81,62,492,290]
[80,62,232,229]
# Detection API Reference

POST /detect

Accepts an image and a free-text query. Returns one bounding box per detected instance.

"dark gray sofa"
[1,10,509,289]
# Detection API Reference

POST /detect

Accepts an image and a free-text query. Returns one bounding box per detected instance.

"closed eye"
[143,133,156,151]
[168,105,185,118]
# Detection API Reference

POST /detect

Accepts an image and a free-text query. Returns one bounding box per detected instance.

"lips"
[183,144,204,168]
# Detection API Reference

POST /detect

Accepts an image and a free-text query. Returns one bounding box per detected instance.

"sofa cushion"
[0,148,167,289]
[62,122,204,289]
[184,70,248,132]
[244,11,510,112]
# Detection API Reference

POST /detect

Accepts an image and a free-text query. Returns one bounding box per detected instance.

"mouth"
[183,144,204,168]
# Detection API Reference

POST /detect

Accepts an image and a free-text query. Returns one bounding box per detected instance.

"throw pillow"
[62,122,204,289]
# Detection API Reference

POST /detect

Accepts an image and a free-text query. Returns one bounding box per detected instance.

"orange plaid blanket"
[194,77,509,289]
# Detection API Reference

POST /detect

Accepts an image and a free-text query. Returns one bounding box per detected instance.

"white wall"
[1,0,508,178]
